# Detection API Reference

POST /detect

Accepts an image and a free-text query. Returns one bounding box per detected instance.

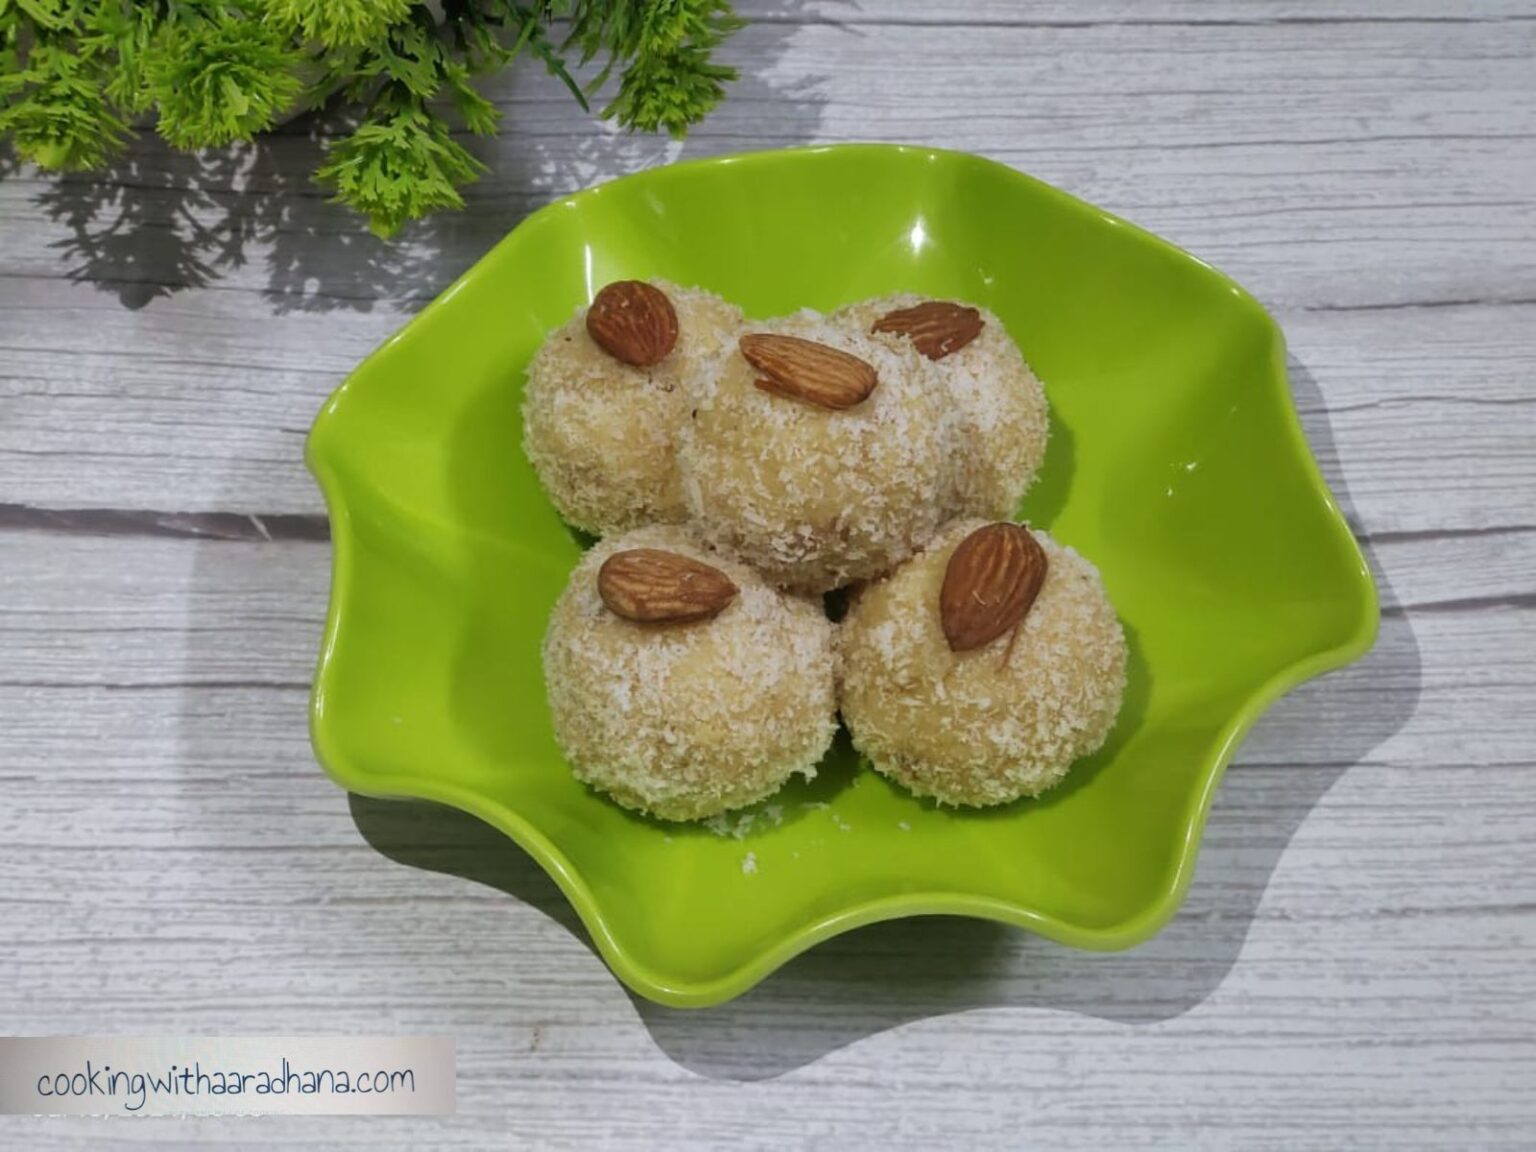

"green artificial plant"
[0,0,742,235]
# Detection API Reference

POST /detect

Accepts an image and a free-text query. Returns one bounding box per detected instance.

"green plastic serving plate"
[307,144,1377,1008]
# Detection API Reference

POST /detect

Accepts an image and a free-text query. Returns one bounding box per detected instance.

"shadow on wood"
[348,793,587,941]
[16,5,829,314]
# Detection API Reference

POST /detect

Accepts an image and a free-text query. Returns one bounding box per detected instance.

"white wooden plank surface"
[2,2,1534,1148]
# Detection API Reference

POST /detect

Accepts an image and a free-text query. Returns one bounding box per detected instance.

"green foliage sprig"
[0,0,742,235]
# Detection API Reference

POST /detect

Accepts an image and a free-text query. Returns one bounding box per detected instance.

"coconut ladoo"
[841,295,1049,520]
[840,518,1127,806]
[679,310,958,593]
[542,525,838,820]
[522,280,741,536]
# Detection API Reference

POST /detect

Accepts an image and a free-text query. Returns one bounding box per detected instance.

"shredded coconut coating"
[838,295,1050,519]
[542,525,838,821]
[678,310,959,594]
[522,283,742,537]
[839,518,1127,807]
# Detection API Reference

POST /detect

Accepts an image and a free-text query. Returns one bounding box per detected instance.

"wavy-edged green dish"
[307,144,1377,1008]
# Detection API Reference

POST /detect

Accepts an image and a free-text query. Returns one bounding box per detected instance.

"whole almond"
[740,333,878,410]
[586,281,679,367]
[598,548,739,624]
[939,522,1048,652]
[872,300,984,360]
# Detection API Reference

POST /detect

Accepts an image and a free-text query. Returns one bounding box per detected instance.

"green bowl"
[307,144,1377,1008]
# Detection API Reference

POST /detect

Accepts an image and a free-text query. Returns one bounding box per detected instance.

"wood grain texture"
[1,2,1534,1148]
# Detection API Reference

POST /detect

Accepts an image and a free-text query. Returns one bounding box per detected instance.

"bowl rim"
[305,142,1380,1009]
